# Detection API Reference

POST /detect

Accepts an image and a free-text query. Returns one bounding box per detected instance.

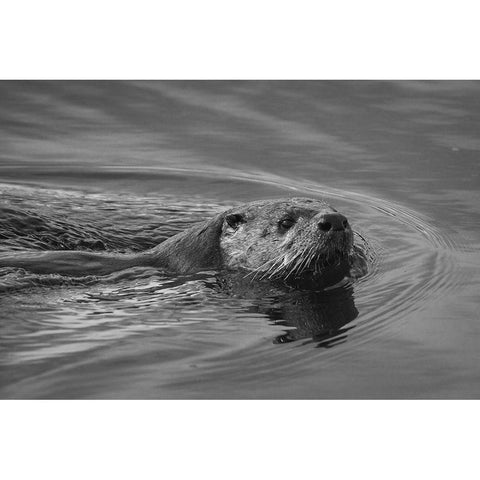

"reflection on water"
[0,81,479,398]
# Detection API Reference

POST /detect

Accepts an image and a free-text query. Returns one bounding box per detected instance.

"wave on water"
[0,167,466,399]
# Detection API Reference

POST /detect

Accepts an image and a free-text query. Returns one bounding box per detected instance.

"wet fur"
[219,198,353,282]
[0,198,354,283]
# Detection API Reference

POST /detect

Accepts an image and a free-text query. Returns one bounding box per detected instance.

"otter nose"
[318,212,349,232]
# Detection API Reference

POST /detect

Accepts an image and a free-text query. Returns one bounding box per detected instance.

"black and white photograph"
[1,2,479,479]
[1,80,478,399]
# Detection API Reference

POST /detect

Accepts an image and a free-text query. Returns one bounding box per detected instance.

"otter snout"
[317,212,349,232]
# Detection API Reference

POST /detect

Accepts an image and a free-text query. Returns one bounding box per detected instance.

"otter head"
[219,197,353,282]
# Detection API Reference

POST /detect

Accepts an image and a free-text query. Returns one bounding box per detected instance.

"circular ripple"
[97,166,466,370]
[0,168,467,390]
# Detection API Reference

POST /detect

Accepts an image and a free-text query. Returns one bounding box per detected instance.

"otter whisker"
[245,250,288,281]
[292,245,310,270]
[302,243,318,269]
[295,244,316,276]
[267,254,294,279]
[283,252,306,280]
[281,241,317,280]
[246,251,286,276]
[275,247,305,278]
[285,244,313,279]
[262,252,289,277]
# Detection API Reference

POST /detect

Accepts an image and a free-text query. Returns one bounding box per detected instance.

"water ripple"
[0,168,467,395]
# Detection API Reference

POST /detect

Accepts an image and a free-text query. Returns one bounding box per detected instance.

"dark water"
[0,81,479,399]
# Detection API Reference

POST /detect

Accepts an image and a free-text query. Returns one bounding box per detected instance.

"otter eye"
[225,213,244,229]
[279,218,295,230]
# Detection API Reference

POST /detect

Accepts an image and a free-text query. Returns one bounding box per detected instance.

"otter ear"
[225,213,245,229]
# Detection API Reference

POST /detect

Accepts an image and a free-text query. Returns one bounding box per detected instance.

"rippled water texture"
[1,81,479,398]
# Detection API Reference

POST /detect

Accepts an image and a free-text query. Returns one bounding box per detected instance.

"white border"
[2,401,478,480]
[1,0,480,79]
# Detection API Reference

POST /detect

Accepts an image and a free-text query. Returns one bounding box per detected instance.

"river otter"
[0,197,354,286]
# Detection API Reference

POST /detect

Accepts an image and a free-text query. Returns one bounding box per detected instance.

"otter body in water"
[0,197,354,287]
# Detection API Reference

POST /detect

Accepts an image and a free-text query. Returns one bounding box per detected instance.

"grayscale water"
[0,81,479,398]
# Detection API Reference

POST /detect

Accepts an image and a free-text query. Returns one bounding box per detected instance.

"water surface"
[1,81,479,398]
